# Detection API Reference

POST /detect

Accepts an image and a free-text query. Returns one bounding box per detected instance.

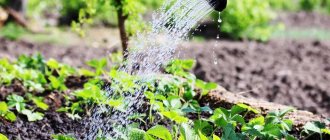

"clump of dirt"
[179,39,330,117]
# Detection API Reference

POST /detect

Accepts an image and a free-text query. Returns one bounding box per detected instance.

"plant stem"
[116,0,129,59]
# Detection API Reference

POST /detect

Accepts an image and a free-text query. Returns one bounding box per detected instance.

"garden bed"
[1,35,330,118]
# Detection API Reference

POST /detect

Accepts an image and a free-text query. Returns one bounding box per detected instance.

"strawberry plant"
[1,54,328,139]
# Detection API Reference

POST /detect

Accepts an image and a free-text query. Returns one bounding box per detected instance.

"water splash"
[84,0,216,139]
[123,0,213,75]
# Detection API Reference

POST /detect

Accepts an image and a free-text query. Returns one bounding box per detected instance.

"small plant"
[0,102,16,122]
[302,120,330,139]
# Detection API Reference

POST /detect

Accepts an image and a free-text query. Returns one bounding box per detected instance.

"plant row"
[0,54,329,140]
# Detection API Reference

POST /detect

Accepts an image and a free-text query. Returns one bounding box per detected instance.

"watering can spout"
[207,0,227,12]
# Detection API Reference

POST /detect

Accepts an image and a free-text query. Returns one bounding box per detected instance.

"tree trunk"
[8,0,27,16]
[116,0,129,59]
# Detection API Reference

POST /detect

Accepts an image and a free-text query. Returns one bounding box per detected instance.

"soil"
[179,39,330,117]
[0,38,118,68]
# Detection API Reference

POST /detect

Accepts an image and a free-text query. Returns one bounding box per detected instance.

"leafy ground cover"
[0,53,329,140]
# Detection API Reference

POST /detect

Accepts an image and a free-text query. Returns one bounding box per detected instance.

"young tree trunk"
[116,0,129,59]
[8,0,27,16]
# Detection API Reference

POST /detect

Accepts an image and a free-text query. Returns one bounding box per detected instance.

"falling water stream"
[84,0,219,139]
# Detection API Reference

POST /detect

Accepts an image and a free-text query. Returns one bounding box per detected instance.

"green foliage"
[268,0,298,11]
[242,108,295,139]
[300,0,322,11]
[0,133,8,140]
[52,134,76,140]
[0,102,16,122]
[31,96,49,110]
[87,58,108,75]
[7,94,26,112]
[145,125,172,140]
[220,0,278,41]
[0,23,26,40]
[21,109,44,122]
[303,121,330,137]
[0,54,322,140]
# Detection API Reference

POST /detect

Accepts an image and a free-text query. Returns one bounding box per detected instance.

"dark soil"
[179,39,330,117]
[0,112,86,140]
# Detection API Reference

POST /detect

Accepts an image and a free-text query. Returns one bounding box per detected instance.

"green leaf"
[161,111,188,124]
[49,76,67,91]
[285,135,297,140]
[205,82,217,90]
[52,134,76,140]
[231,114,246,125]
[215,117,228,127]
[213,134,221,140]
[198,130,208,140]
[146,125,172,140]
[79,69,96,76]
[168,96,182,109]
[221,124,241,140]
[237,103,259,114]
[87,58,107,75]
[279,108,294,118]
[321,128,330,135]
[32,97,49,110]
[47,59,60,69]
[0,133,8,140]
[7,94,25,112]
[5,111,16,122]
[263,124,282,139]
[21,109,44,122]
[303,121,325,134]
[128,128,145,140]
[179,123,197,140]
[0,102,8,113]
[194,120,213,136]
[230,105,246,115]
[250,116,265,126]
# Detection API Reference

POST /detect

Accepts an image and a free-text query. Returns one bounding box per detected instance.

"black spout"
[208,0,227,12]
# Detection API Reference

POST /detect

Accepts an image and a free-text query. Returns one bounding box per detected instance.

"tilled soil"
[179,39,330,117]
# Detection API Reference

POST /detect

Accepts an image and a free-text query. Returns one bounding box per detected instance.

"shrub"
[300,0,322,11]
[219,0,277,41]
[268,0,298,11]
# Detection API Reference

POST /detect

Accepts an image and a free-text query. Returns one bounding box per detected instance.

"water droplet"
[216,34,220,39]
[218,12,222,23]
